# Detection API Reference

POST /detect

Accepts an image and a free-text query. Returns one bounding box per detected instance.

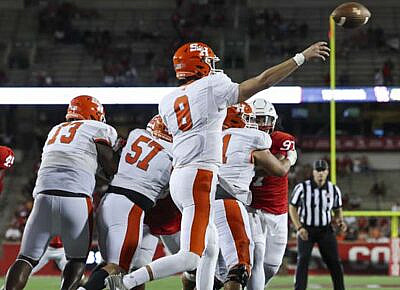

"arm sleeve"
[333,185,343,209]
[93,125,118,148]
[290,183,303,206]
[255,131,272,150]
[211,73,239,110]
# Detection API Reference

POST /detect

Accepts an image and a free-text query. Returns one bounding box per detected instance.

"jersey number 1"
[174,95,193,131]
[222,134,231,164]
[125,135,164,171]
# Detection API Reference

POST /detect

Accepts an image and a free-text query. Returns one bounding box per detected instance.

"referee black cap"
[313,159,329,171]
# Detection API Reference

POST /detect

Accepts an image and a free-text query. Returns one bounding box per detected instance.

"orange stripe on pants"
[223,199,251,270]
[119,204,143,271]
[190,169,213,256]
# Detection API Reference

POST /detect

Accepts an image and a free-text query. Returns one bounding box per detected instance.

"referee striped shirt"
[290,179,343,227]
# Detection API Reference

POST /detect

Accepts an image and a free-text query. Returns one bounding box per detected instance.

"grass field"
[1,275,400,290]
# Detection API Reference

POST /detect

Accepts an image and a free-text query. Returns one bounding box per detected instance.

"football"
[331,2,371,29]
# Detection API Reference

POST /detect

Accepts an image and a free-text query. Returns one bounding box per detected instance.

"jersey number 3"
[125,135,163,171]
[174,95,193,131]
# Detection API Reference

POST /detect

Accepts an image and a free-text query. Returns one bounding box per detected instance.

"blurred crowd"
[0,0,398,86]
[287,215,391,243]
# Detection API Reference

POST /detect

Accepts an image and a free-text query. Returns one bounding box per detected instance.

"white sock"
[123,251,199,288]
[196,224,219,290]
[247,241,265,290]
[123,267,150,289]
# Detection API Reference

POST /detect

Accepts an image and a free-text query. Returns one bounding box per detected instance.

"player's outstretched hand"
[302,42,330,61]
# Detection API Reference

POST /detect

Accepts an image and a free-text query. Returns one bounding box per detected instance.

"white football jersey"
[159,72,239,169]
[219,128,271,205]
[33,120,118,198]
[111,129,173,202]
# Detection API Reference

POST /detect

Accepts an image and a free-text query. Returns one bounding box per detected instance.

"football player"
[214,103,296,290]
[0,145,15,195]
[4,95,119,290]
[81,115,173,290]
[248,99,296,289]
[129,194,182,290]
[107,41,329,290]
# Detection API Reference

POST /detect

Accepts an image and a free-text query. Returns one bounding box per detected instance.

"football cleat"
[105,273,128,290]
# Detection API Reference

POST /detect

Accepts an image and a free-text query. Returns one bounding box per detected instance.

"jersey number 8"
[174,95,193,132]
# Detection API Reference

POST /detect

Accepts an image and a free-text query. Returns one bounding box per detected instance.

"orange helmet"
[173,42,221,80]
[223,102,258,130]
[146,115,173,143]
[66,95,106,123]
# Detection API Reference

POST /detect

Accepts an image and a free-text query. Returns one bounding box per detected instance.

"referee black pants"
[294,226,345,290]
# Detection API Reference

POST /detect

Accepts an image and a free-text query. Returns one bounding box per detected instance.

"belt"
[215,185,235,200]
[38,190,87,198]
[107,185,154,211]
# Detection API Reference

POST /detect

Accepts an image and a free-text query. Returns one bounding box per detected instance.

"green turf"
[1,275,400,289]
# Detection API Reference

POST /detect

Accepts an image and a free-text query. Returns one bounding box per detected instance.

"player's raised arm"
[253,148,297,177]
[238,42,330,102]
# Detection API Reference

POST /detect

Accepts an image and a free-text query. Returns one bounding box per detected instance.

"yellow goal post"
[343,210,400,276]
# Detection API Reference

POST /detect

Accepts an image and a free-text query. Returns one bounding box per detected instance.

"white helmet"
[251,99,278,133]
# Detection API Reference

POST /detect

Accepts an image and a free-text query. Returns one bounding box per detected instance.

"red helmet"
[66,95,106,123]
[146,115,173,143]
[173,42,221,80]
[0,146,15,169]
[223,102,258,130]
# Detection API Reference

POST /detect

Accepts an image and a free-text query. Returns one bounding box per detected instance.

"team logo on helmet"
[173,42,222,80]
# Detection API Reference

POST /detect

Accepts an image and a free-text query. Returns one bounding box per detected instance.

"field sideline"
[1,275,400,290]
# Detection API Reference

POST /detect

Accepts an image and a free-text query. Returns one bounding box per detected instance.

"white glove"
[286,149,297,166]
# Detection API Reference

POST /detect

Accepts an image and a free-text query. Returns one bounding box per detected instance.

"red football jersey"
[144,194,181,236]
[0,146,15,169]
[0,146,14,194]
[250,131,295,214]
[49,236,63,248]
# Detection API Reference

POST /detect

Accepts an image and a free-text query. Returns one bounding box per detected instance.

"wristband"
[293,53,305,66]
[297,226,304,231]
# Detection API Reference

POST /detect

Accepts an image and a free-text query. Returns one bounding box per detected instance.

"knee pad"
[226,264,250,288]
[178,251,200,271]
[264,263,280,281]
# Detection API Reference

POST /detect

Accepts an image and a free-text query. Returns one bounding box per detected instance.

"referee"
[289,159,347,290]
